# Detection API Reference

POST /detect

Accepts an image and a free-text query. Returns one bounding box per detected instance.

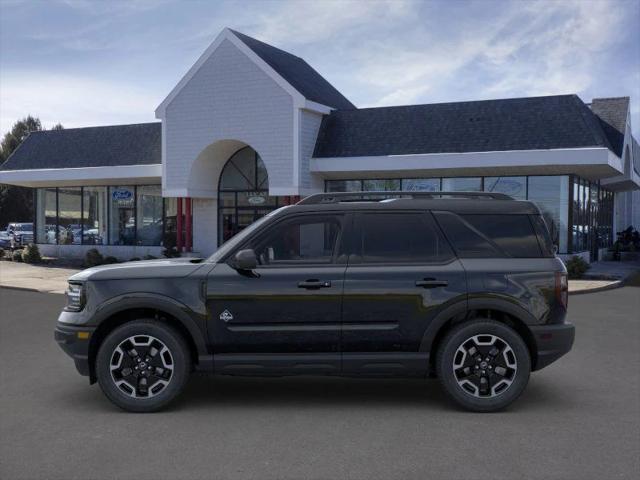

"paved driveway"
[0,286,638,480]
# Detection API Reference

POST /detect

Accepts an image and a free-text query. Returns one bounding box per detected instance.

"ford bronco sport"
[55,192,574,412]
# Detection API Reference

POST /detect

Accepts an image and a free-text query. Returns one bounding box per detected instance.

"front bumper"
[530,322,575,371]
[54,323,95,377]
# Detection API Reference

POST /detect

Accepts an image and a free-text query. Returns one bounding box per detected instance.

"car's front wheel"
[96,320,191,412]
[436,319,531,412]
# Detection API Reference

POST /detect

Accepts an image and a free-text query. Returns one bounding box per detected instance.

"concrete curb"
[569,280,623,296]
[0,285,64,294]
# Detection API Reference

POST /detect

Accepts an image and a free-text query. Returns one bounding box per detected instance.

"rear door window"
[353,212,454,264]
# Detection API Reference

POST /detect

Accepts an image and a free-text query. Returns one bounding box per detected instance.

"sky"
[1,0,639,137]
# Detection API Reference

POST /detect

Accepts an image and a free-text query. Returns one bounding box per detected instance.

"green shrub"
[12,250,23,262]
[103,256,119,264]
[565,256,590,279]
[0,249,5,259]
[21,244,42,264]
[143,254,157,260]
[84,248,104,268]
[129,257,141,262]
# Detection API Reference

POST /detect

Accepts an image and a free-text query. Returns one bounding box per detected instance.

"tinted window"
[434,212,501,258]
[355,213,454,263]
[436,211,543,258]
[253,215,342,265]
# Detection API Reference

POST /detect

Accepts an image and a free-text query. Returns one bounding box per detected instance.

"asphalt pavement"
[0,286,638,480]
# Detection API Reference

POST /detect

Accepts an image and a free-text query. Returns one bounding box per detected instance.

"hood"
[69,257,206,282]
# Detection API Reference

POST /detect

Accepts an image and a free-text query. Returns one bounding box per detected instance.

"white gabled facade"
[155,28,331,199]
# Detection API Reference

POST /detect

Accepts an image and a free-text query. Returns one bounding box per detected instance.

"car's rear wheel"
[96,320,191,412]
[436,319,530,412]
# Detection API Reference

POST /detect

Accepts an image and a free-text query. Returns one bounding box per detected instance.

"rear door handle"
[298,279,331,289]
[415,279,448,288]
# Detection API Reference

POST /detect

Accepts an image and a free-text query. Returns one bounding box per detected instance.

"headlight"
[65,282,85,312]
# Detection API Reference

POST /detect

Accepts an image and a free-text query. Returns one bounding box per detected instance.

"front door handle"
[415,279,448,288]
[298,279,331,289]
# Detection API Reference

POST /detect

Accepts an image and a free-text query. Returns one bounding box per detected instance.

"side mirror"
[233,249,257,271]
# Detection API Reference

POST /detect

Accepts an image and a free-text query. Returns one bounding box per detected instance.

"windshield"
[207,206,291,263]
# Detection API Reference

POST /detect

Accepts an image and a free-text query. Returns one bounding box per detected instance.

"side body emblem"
[219,309,233,322]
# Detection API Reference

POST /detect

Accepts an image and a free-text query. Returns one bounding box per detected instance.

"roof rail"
[297,191,513,205]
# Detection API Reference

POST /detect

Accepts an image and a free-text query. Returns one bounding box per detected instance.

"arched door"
[217,146,279,245]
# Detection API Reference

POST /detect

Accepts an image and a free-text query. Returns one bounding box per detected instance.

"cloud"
[0,0,637,138]
[0,72,158,132]
[250,0,412,45]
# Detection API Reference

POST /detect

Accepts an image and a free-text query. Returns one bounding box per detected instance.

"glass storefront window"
[136,186,163,246]
[527,176,569,253]
[484,176,526,200]
[326,180,362,192]
[402,178,440,191]
[163,197,177,248]
[109,186,136,245]
[57,188,82,245]
[36,188,57,244]
[82,187,107,245]
[35,185,167,247]
[362,179,401,191]
[217,146,278,244]
[442,177,482,191]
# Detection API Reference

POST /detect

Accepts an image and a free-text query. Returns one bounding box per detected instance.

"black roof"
[230,29,355,111]
[0,122,161,171]
[590,97,629,157]
[313,94,615,158]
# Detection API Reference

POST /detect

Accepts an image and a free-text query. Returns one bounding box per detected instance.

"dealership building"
[1,28,638,261]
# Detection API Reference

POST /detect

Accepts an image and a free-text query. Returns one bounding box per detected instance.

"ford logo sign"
[247,195,266,205]
[112,189,133,200]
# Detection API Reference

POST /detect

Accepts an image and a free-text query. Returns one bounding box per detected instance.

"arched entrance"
[218,146,280,244]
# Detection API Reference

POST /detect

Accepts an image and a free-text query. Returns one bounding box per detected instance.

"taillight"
[555,272,568,309]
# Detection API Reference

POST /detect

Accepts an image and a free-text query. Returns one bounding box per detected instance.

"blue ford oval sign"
[112,189,133,200]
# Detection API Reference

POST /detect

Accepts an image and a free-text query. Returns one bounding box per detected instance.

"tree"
[0,116,63,228]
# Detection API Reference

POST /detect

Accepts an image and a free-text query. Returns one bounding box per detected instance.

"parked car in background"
[0,230,12,249]
[5,223,34,249]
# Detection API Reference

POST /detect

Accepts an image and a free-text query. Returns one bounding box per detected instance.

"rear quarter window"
[434,212,543,258]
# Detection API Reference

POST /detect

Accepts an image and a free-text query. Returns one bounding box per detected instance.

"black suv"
[55,192,574,412]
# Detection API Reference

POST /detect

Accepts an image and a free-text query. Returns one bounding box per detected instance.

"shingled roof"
[313,94,616,158]
[230,29,355,111]
[590,97,629,157]
[0,122,161,171]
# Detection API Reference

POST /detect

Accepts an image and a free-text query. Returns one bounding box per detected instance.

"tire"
[96,319,191,412]
[436,319,530,412]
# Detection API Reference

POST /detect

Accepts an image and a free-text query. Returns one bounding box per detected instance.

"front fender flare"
[91,293,209,356]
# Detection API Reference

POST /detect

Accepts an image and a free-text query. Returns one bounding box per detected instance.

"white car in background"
[5,223,34,248]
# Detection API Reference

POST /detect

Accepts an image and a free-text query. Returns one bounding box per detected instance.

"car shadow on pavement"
[181,376,575,412]
[64,374,576,414]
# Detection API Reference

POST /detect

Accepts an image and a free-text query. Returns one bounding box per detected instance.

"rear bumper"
[530,323,575,371]
[54,323,95,377]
